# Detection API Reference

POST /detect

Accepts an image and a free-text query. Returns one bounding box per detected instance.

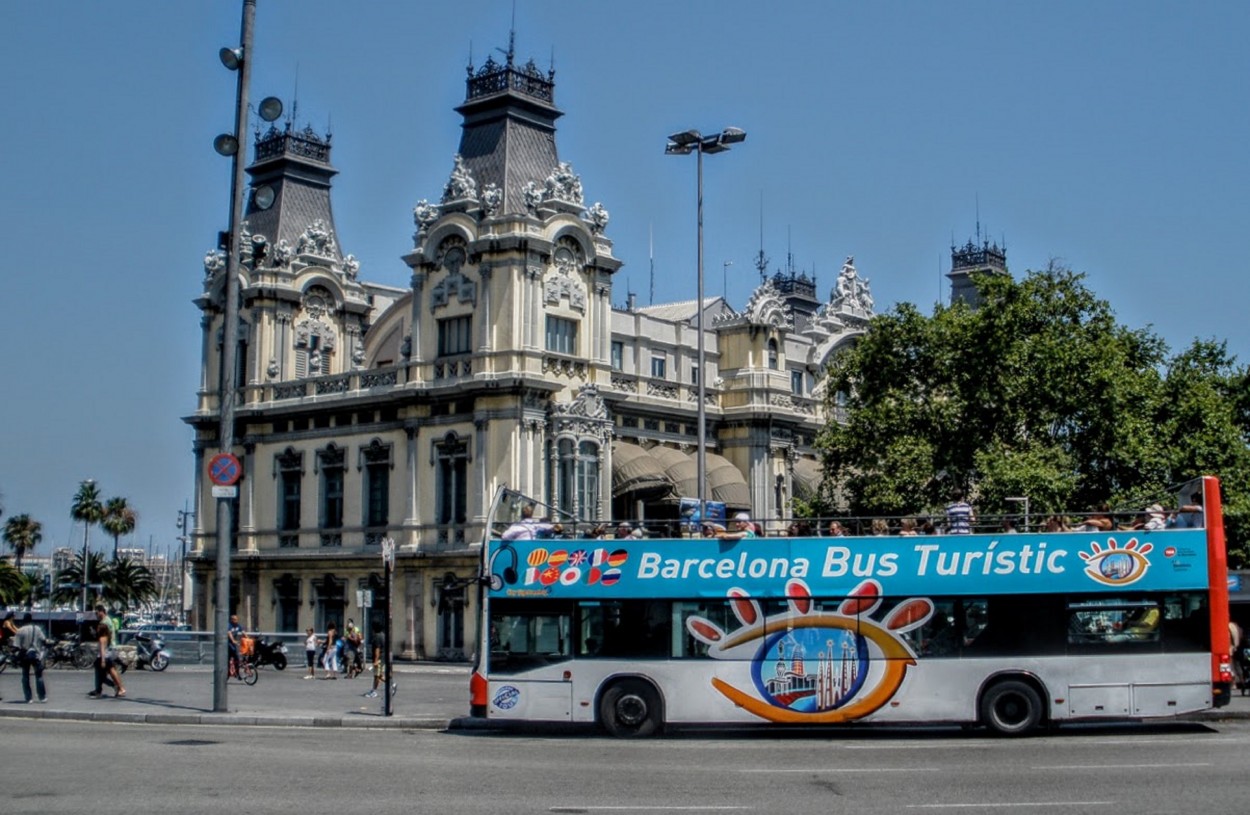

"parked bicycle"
[45,633,95,669]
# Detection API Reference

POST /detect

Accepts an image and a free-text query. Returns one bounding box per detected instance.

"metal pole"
[214,0,255,713]
[384,551,394,716]
[696,143,706,525]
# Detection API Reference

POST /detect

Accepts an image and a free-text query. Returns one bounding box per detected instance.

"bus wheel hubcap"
[617,694,647,725]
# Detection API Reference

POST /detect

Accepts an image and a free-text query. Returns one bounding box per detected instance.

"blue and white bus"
[470,477,1233,736]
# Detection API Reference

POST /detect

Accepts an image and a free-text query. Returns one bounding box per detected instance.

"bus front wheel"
[980,680,1042,736]
[599,679,662,738]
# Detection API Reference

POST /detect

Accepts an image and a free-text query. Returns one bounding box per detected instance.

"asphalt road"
[5,717,1250,815]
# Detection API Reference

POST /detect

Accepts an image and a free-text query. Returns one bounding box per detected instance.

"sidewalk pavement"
[0,661,472,729]
[3,663,1249,729]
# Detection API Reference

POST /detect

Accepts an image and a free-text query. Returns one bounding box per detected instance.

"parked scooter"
[252,636,288,670]
[132,632,170,672]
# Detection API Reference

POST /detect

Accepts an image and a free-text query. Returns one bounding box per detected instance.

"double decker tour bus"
[469,477,1233,736]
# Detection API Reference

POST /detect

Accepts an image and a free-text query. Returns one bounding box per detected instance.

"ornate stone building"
[185,47,872,659]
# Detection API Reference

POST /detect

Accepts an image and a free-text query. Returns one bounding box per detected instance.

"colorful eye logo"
[685,579,933,724]
[1078,538,1152,586]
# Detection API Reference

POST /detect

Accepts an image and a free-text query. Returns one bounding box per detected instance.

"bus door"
[488,609,573,721]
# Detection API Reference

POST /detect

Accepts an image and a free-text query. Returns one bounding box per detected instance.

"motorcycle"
[132,632,170,672]
[252,636,288,670]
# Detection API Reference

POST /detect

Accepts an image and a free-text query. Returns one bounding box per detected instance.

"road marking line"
[1031,762,1209,770]
[740,767,940,773]
[907,804,1114,810]
[550,808,752,812]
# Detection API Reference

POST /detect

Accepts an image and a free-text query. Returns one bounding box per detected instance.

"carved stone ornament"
[585,201,609,234]
[294,319,337,352]
[203,249,226,277]
[543,161,583,205]
[481,183,503,217]
[267,358,279,379]
[430,243,476,311]
[441,154,478,203]
[400,334,412,359]
[523,181,543,213]
[343,254,360,280]
[297,219,338,257]
[413,199,441,232]
[741,279,794,329]
[550,383,609,422]
[302,287,334,319]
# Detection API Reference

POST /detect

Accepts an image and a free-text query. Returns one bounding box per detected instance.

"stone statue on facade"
[523,180,543,213]
[833,255,873,312]
[544,161,583,204]
[481,183,503,217]
[272,238,293,268]
[297,219,337,257]
[413,199,440,234]
[343,254,360,280]
[442,154,478,202]
[585,201,610,234]
[203,249,226,277]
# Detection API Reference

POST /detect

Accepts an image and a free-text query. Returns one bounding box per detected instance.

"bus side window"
[961,599,989,648]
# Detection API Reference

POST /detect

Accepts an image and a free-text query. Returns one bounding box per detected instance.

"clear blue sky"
[1,1,1246,559]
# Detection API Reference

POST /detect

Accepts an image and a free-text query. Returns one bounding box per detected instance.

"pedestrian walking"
[321,621,339,679]
[363,630,396,699]
[88,605,125,699]
[14,612,48,703]
[304,627,317,679]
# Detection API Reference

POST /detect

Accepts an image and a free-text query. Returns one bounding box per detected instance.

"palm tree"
[0,562,24,606]
[54,551,107,608]
[102,497,138,561]
[70,479,105,610]
[3,513,42,570]
[102,556,158,611]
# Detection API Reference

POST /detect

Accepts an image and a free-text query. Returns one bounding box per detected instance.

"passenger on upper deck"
[945,489,975,535]
[1168,491,1205,529]
[501,504,562,541]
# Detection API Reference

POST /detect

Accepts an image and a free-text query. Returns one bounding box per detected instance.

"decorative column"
[478,265,493,353]
[192,445,207,555]
[240,441,257,547]
[403,424,419,549]
[474,416,488,523]
[409,271,425,361]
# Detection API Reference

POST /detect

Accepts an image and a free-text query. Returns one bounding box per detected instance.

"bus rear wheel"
[980,680,1042,736]
[600,679,662,738]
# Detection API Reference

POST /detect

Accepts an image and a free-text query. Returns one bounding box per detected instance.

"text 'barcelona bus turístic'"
[469,477,1233,736]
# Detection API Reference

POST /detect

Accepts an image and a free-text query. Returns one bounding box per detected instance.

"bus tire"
[980,680,1042,736]
[599,679,662,738]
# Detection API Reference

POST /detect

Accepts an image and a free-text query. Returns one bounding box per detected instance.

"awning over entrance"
[648,445,697,500]
[793,457,824,499]
[611,441,672,498]
[706,452,751,510]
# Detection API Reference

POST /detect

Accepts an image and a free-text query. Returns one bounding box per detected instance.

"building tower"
[947,228,1008,308]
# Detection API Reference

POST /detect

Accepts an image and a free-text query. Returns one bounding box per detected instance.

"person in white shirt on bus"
[502,504,562,541]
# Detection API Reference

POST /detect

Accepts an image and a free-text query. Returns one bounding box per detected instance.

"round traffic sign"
[208,453,243,486]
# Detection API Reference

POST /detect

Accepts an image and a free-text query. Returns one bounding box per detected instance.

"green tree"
[70,479,105,609]
[54,551,108,609]
[818,263,1250,555]
[102,497,138,561]
[3,513,42,571]
[0,562,24,605]
[102,556,158,611]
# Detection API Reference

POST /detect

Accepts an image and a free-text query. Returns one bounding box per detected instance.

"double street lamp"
[211,0,282,712]
[664,127,746,525]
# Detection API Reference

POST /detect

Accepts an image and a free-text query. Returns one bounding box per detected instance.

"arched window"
[767,339,779,370]
[555,438,600,521]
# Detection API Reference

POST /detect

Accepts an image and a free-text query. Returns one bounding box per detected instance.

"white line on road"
[550,808,752,812]
[1031,762,1210,770]
[906,804,1114,810]
[739,767,940,773]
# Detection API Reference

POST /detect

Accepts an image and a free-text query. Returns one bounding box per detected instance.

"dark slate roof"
[455,60,563,216]
[244,128,343,261]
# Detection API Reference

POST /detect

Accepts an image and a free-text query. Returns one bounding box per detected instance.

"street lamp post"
[176,505,196,627]
[1006,496,1030,532]
[211,0,282,712]
[665,127,746,526]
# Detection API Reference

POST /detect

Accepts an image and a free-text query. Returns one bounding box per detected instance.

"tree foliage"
[3,513,42,570]
[818,264,1250,564]
[53,551,158,610]
[102,496,137,561]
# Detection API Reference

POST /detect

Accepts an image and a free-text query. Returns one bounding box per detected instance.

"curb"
[0,707,452,729]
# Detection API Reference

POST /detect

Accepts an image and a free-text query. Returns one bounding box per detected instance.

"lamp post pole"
[213,0,256,713]
[665,128,746,526]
